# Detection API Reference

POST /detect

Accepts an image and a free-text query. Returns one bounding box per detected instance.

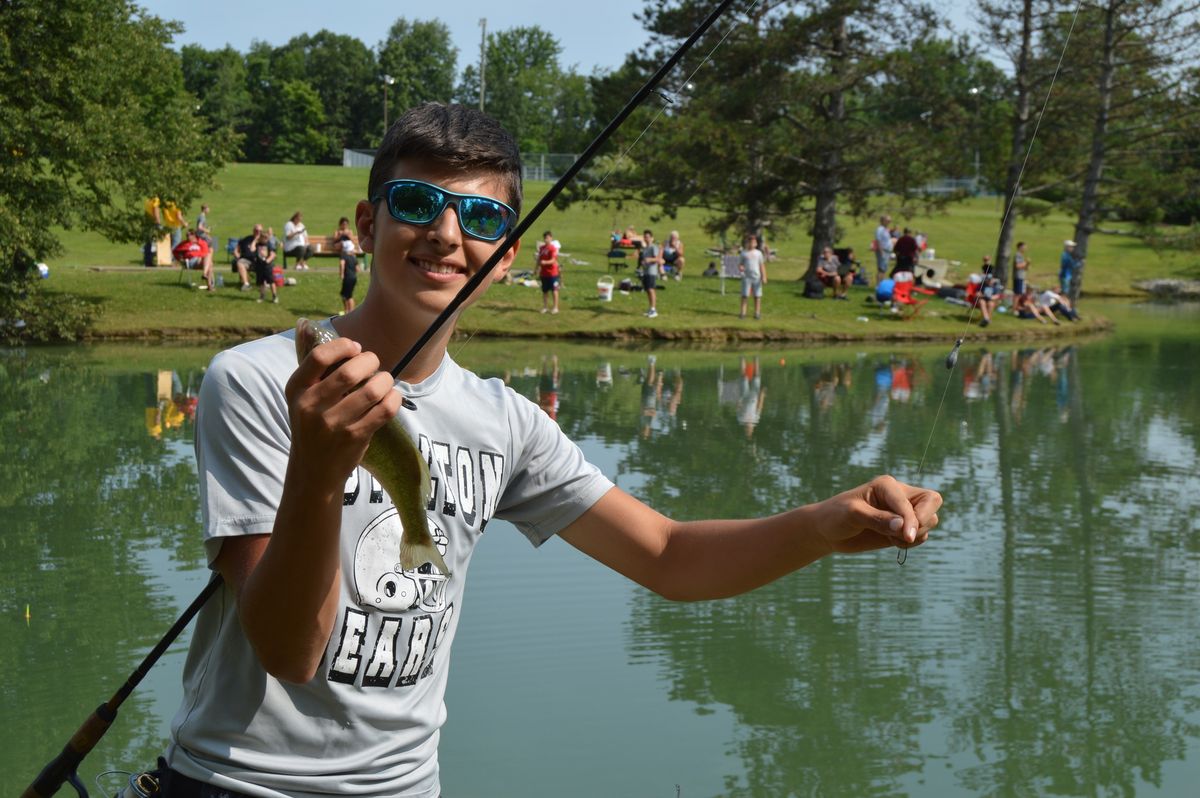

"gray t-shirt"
[167,327,613,797]
[739,248,764,280]
[641,242,661,277]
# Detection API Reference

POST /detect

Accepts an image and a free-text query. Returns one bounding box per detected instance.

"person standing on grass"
[338,231,359,315]
[537,230,561,314]
[1013,241,1030,296]
[739,233,767,319]
[639,229,662,318]
[251,239,278,304]
[873,214,894,286]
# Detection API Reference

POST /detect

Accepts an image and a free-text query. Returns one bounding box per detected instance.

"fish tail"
[400,536,450,577]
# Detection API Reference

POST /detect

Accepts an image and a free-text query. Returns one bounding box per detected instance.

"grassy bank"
[42,162,1198,341]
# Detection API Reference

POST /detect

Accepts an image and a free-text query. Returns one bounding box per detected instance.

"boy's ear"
[492,237,520,283]
[355,200,376,253]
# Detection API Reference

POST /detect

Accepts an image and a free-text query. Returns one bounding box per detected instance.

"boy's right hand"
[284,336,403,492]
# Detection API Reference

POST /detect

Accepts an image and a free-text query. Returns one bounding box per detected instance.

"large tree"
[0,0,233,337]
[456,26,593,153]
[269,31,378,159]
[1063,0,1200,303]
[377,19,458,137]
[580,0,972,273]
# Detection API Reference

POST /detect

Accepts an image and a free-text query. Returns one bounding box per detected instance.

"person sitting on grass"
[815,245,848,300]
[1038,287,1079,322]
[1013,284,1054,324]
[976,257,1003,328]
[251,239,278,304]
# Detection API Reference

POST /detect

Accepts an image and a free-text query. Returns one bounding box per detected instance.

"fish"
[294,317,450,579]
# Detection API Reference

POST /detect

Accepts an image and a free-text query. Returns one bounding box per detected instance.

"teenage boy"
[537,229,560,314]
[639,229,662,317]
[163,104,940,798]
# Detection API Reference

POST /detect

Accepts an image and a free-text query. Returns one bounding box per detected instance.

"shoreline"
[80,317,1114,344]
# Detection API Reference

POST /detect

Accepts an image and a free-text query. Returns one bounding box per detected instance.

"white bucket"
[597,275,614,301]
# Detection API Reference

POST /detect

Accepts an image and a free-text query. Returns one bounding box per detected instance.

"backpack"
[803,273,826,299]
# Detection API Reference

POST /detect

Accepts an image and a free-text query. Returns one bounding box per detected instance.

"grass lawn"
[41,163,1199,341]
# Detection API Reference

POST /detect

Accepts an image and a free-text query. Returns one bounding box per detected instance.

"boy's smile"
[355,160,521,327]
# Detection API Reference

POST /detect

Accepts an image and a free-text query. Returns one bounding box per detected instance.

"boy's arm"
[559,476,939,601]
[214,338,403,683]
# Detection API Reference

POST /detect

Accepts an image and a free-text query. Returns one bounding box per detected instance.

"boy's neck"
[332,304,452,384]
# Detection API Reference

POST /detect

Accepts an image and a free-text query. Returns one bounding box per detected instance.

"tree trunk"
[806,15,847,278]
[1071,0,1119,305]
[994,0,1034,291]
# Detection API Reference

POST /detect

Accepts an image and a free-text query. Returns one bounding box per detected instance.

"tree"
[270,31,379,159]
[269,80,331,164]
[1063,0,1200,304]
[180,44,251,147]
[378,19,458,137]
[455,26,575,152]
[0,0,234,339]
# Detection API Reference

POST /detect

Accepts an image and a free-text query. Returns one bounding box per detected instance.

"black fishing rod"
[24,4,742,795]
[391,0,741,379]
[23,574,224,798]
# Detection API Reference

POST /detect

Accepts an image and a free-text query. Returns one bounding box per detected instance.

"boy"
[738,234,767,319]
[537,229,560,314]
[250,238,278,304]
[638,228,662,317]
[164,104,939,797]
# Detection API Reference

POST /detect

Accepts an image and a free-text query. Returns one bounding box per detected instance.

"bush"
[0,281,99,344]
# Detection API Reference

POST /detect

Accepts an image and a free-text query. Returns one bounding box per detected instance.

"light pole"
[968,86,983,194]
[382,74,396,136]
[478,18,487,112]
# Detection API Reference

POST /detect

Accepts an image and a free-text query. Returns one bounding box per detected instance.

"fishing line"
[899,0,1085,565]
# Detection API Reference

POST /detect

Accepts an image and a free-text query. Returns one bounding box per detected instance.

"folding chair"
[891,272,929,319]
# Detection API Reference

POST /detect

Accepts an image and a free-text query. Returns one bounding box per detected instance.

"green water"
[3,303,1198,797]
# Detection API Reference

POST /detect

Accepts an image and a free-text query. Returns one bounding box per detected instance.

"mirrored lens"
[459,198,509,240]
[388,183,444,223]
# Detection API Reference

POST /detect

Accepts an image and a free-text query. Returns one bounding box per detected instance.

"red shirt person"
[173,230,216,291]
[892,228,919,275]
[537,231,561,314]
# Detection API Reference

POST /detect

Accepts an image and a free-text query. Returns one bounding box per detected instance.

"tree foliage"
[0,0,234,339]
[379,19,458,135]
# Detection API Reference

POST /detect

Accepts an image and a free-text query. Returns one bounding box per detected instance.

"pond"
[3,302,1198,798]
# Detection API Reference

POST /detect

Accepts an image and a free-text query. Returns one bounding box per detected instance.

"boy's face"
[356,159,520,323]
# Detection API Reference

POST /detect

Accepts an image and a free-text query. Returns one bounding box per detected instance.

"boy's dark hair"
[369,103,523,218]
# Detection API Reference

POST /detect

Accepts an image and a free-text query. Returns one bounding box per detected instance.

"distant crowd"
[147,199,365,310]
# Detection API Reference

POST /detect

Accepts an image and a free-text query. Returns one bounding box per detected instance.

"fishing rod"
[391,0,742,379]
[22,574,224,798]
[24,3,742,795]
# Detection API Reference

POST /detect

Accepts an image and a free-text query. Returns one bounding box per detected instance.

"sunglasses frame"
[370,179,517,242]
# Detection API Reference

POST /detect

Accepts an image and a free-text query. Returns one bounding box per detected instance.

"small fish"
[294,318,450,578]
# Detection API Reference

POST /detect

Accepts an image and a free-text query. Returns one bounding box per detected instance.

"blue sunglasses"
[370,179,517,242]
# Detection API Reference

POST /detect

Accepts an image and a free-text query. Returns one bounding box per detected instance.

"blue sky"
[145,0,981,76]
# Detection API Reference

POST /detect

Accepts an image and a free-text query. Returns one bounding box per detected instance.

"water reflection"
[5,323,1200,798]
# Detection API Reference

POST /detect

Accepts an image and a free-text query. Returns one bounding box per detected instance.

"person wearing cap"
[1059,239,1079,295]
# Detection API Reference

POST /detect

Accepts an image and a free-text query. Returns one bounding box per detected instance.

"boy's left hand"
[815,475,941,554]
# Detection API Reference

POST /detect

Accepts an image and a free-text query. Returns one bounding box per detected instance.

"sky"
[145,0,981,77]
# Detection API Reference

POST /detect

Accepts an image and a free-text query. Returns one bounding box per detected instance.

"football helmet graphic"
[354,508,450,613]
